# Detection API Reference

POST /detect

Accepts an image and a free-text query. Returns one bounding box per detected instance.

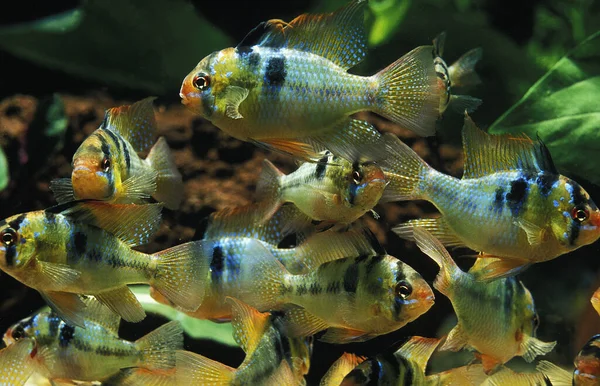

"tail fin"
[448,47,482,89]
[373,46,440,136]
[146,137,183,210]
[152,240,208,312]
[255,159,285,222]
[136,320,183,370]
[412,227,461,296]
[176,350,235,385]
[379,134,431,202]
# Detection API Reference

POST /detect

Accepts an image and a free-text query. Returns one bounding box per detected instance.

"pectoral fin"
[223,86,249,119]
[37,261,81,291]
[520,335,556,362]
[469,256,531,281]
[40,291,87,328]
[515,219,545,245]
[441,323,468,352]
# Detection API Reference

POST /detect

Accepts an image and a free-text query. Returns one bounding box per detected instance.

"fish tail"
[152,240,208,312]
[146,136,183,210]
[255,159,285,222]
[379,134,432,202]
[136,320,183,370]
[412,227,460,296]
[373,46,440,136]
[448,47,482,89]
[176,350,235,385]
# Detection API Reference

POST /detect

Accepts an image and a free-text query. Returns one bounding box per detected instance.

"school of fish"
[1,0,598,384]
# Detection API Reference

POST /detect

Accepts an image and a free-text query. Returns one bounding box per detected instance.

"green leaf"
[368,0,411,47]
[131,286,237,347]
[0,0,233,95]
[489,31,600,185]
[0,146,9,192]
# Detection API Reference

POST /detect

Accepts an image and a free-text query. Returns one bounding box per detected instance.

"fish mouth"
[73,165,92,174]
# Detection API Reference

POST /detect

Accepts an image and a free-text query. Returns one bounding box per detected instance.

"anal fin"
[95,286,146,323]
[469,255,531,281]
[393,217,466,248]
[251,138,320,160]
[319,327,372,344]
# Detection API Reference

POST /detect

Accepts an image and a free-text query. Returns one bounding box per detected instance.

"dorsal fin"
[237,19,288,49]
[101,97,157,153]
[394,336,441,373]
[80,297,121,334]
[226,297,270,356]
[251,0,368,70]
[462,114,557,179]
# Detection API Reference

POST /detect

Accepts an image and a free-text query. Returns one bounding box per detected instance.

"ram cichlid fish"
[538,334,600,385]
[176,297,312,385]
[388,115,600,279]
[0,201,207,327]
[3,299,182,383]
[256,151,386,224]
[50,98,183,210]
[413,228,556,374]
[180,0,440,160]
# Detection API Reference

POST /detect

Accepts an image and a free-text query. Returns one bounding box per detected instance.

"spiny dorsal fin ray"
[101,97,157,153]
[254,0,368,70]
[462,114,557,179]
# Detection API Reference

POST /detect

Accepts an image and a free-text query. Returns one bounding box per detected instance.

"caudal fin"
[136,320,183,371]
[255,159,285,222]
[176,350,235,385]
[152,240,208,312]
[412,227,461,297]
[374,46,440,136]
[146,137,183,210]
[379,134,431,202]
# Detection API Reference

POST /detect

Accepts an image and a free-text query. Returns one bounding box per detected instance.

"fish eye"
[396,281,412,299]
[193,74,210,91]
[352,171,362,184]
[101,157,111,173]
[571,206,589,223]
[11,325,24,341]
[1,228,17,247]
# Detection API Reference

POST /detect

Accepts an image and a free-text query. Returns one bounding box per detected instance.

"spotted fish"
[0,338,36,386]
[180,0,440,159]
[176,297,312,386]
[2,299,182,383]
[387,115,600,279]
[51,98,183,210]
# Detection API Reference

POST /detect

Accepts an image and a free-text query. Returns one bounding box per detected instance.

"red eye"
[193,74,210,91]
[571,207,589,222]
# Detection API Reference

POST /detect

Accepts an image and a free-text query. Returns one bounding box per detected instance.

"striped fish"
[414,228,556,375]
[2,299,182,383]
[50,98,183,210]
[180,0,440,159]
[0,201,207,327]
[387,115,600,280]
[176,297,312,386]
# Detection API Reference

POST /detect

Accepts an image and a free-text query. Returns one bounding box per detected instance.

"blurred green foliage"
[0,147,8,192]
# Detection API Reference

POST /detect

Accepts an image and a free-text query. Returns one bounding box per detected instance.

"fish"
[245,240,434,344]
[432,32,482,115]
[413,227,556,374]
[538,334,600,385]
[485,367,550,386]
[319,353,365,386]
[176,297,312,386]
[0,200,207,327]
[50,97,183,210]
[256,151,386,224]
[592,287,600,316]
[151,226,385,321]
[180,0,440,160]
[2,298,183,383]
[324,336,486,386]
[0,338,36,386]
[387,115,600,280]
[537,361,573,385]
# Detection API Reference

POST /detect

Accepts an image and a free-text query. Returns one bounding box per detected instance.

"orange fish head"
[180,52,218,117]
[574,335,600,385]
[71,135,116,200]
[345,163,386,211]
[391,261,435,324]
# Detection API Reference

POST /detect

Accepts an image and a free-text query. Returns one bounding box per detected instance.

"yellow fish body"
[180,0,440,159]
[176,297,312,386]
[414,228,556,374]
[256,151,386,224]
[51,98,183,210]
[387,115,600,279]
[3,299,182,383]
[0,338,36,386]
[0,201,207,326]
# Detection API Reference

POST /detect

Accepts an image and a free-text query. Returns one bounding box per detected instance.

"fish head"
[0,213,38,271]
[344,162,386,211]
[574,334,600,385]
[3,315,38,347]
[550,177,600,249]
[387,259,435,324]
[180,51,220,117]
[71,130,118,200]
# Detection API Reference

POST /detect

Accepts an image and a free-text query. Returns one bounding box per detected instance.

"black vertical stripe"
[264,56,287,87]
[122,139,131,173]
[314,153,329,180]
[58,324,75,348]
[5,246,16,267]
[74,232,87,256]
[209,246,224,284]
[343,264,359,293]
[506,177,529,216]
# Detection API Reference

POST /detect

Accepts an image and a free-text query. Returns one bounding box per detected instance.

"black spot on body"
[210,246,224,284]
[493,187,504,213]
[506,177,529,216]
[48,315,61,338]
[264,56,286,87]
[58,324,75,348]
[503,277,515,319]
[73,232,87,256]
[248,52,261,69]
[536,173,558,197]
[315,154,328,180]
[343,264,360,293]
[236,45,253,56]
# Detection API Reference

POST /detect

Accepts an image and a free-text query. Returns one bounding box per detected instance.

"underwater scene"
[0,0,599,384]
